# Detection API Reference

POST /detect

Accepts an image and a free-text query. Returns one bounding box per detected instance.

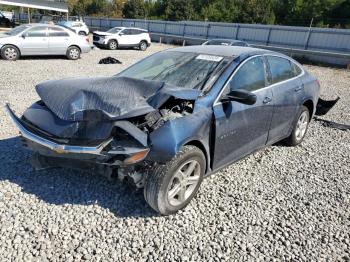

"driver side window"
[229,56,266,92]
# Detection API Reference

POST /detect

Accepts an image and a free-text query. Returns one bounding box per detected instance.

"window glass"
[122,29,132,35]
[26,26,47,37]
[49,27,69,37]
[292,62,302,76]
[267,56,295,84]
[229,57,266,92]
[118,51,230,89]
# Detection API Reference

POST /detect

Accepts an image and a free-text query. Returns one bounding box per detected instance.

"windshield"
[107,27,122,34]
[5,25,31,36]
[118,51,230,89]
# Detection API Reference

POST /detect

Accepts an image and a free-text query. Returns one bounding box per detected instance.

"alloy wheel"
[167,160,201,206]
[295,111,309,141]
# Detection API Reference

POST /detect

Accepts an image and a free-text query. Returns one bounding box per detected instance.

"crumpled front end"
[5,77,203,183]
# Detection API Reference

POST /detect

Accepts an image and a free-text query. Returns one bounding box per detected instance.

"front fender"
[147,108,212,163]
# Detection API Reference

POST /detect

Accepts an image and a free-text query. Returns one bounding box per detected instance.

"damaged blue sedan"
[6,46,320,215]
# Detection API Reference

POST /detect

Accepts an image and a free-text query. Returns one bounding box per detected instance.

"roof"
[0,0,68,12]
[168,45,273,57]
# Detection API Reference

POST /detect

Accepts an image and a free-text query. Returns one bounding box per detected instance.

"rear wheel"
[284,106,310,146]
[66,46,81,60]
[144,145,205,215]
[139,41,148,51]
[1,45,20,61]
[108,40,118,50]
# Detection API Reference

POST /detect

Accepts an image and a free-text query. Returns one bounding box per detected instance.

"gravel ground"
[0,45,349,261]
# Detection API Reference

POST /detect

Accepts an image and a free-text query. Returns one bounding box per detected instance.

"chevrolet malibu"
[6,46,320,215]
[0,24,91,61]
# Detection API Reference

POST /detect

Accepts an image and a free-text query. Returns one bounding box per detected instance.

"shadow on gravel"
[0,137,158,218]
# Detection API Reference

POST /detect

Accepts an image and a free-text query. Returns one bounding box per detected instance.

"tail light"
[316,79,321,88]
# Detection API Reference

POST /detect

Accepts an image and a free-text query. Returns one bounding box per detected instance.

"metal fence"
[85,17,350,66]
[12,13,350,66]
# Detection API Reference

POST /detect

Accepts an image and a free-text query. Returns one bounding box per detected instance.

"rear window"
[267,56,295,84]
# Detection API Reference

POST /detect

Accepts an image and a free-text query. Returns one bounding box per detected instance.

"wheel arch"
[68,45,81,52]
[183,140,210,174]
[303,99,314,118]
[1,44,21,56]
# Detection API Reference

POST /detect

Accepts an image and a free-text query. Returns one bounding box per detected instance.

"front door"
[20,26,49,55]
[212,56,274,170]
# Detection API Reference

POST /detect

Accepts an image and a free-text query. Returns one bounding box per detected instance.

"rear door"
[48,27,70,55]
[212,56,274,170]
[265,56,305,144]
[20,26,49,55]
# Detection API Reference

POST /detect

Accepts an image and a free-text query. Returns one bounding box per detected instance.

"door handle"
[263,97,272,104]
[295,85,303,92]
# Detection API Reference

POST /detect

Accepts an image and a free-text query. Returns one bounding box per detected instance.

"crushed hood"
[36,76,200,122]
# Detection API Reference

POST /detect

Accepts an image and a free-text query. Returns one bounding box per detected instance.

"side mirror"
[119,32,124,36]
[21,34,26,39]
[224,89,257,105]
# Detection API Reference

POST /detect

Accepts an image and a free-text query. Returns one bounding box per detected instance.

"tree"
[164,0,195,21]
[123,0,146,19]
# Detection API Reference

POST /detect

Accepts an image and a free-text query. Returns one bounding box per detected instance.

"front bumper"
[5,104,149,166]
[5,104,110,155]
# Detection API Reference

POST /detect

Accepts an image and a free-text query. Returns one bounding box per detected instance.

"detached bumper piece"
[5,104,150,168]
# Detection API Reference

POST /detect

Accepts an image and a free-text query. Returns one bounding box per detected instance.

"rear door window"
[49,27,69,37]
[230,56,266,92]
[267,56,295,84]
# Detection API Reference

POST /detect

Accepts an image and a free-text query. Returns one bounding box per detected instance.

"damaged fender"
[147,108,212,167]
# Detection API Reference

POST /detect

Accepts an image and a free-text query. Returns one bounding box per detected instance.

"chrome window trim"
[213,54,305,106]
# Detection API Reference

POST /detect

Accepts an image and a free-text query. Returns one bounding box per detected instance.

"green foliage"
[62,0,350,28]
[122,0,146,19]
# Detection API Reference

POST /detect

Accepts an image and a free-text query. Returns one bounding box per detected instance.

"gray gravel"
[0,45,349,261]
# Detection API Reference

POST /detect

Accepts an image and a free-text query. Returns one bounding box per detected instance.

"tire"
[284,106,310,146]
[1,45,20,61]
[66,46,81,60]
[139,41,148,51]
[78,31,87,36]
[144,145,206,215]
[108,40,118,50]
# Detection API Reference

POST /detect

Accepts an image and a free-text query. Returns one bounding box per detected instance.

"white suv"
[93,27,151,51]
[58,21,89,36]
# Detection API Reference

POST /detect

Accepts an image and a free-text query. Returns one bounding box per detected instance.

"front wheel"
[108,40,118,50]
[1,45,20,61]
[144,146,205,215]
[66,46,81,60]
[284,106,310,146]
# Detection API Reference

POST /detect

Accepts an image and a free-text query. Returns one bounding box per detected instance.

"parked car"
[0,11,15,28]
[6,46,320,215]
[58,20,89,36]
[0,24,91,61]
[93,27,151,51]
[203,39,249,47]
